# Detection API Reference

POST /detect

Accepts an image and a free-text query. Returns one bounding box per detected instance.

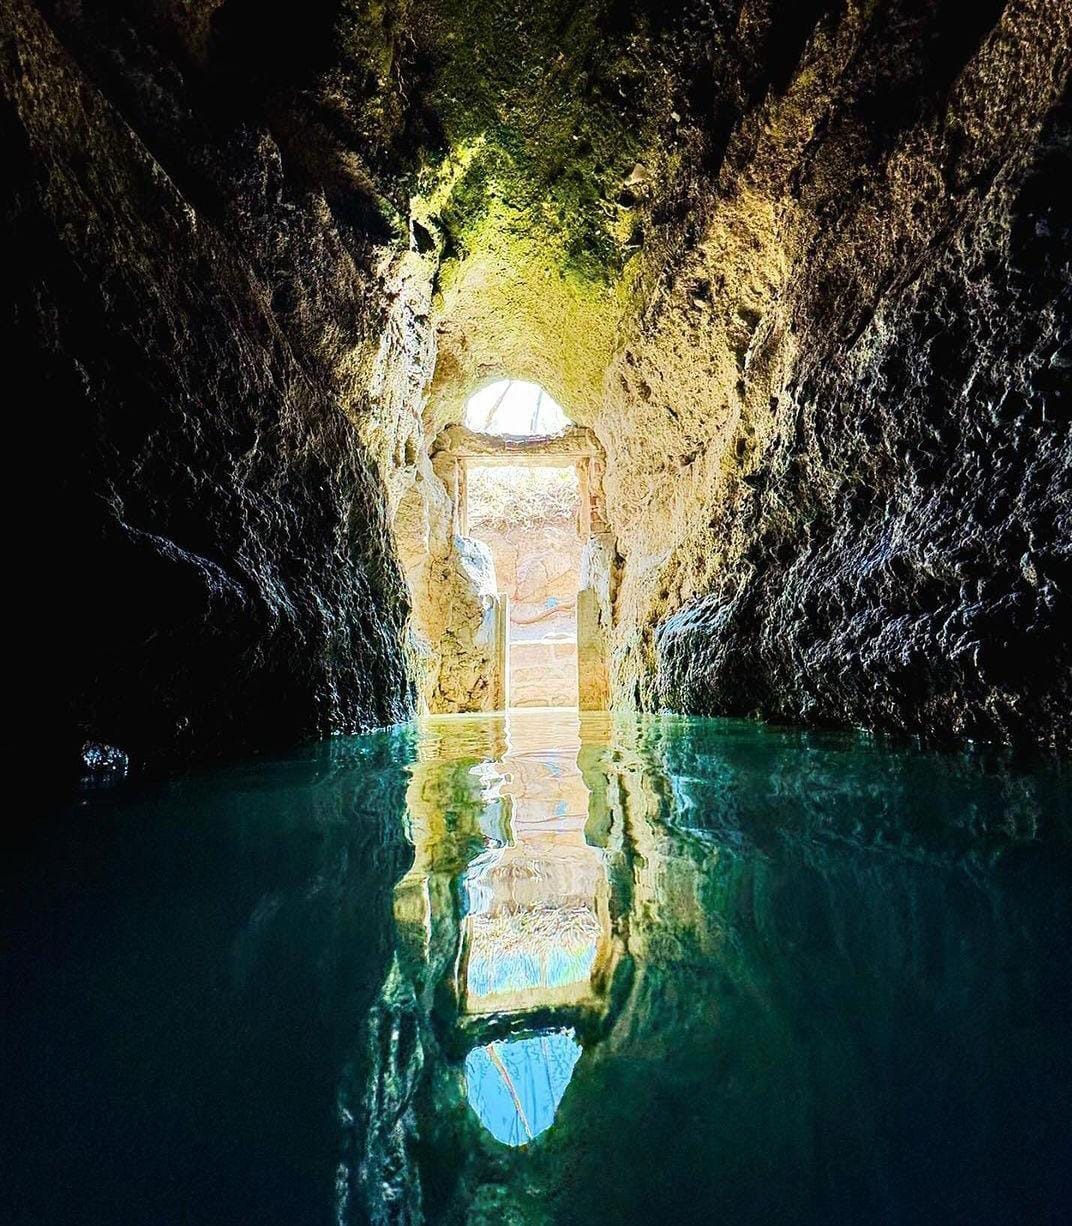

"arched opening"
[463,381,582,709]
[418,380,614,713]
[396,379,614,715]
[463,379,571,437]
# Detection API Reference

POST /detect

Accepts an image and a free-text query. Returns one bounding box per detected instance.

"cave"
[5,0,1072,1221]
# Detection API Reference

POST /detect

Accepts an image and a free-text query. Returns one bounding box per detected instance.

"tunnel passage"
[9,0,1068,765]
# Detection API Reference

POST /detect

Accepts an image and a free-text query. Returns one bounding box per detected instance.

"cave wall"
[6,0,1070,762]
[4,0,428,769]
[604,0,1072,748]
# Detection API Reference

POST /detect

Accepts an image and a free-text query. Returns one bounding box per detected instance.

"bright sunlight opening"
[463,379,571,437]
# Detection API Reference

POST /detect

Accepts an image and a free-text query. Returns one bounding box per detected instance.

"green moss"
[406,0,662,290]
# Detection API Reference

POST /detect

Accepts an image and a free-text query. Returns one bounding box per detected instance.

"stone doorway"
[467,463,582,707]
[417,384,616,713]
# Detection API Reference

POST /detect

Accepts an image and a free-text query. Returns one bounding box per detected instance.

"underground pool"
[7,710,1071,1224]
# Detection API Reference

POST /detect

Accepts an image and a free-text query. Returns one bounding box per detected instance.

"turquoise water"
[6,711,1071,1224]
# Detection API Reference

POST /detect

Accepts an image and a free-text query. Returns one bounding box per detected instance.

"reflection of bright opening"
[464,380,571,437]
[459,721,609,1014]
[465,1030,582,1146]
[467,902,602,998]
[461,845,607,1012]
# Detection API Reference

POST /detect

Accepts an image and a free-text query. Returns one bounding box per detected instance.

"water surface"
[6,711,1071,1224]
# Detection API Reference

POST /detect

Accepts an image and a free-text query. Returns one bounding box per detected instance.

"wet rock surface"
[651,20,1072,749]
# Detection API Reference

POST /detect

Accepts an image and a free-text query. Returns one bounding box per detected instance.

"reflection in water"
[357,708,1072,1225]
[454,713,605,1143]
[393,710,611,1148]
[11,711,1071,1226]
[464,1031,582,1146]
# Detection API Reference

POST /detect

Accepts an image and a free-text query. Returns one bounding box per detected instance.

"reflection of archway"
[385,709,628,1153]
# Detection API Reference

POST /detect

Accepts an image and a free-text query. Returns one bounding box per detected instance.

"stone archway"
[424,422,617,712]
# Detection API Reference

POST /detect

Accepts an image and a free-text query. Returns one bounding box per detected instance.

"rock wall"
[8,0,1071,760]
[604,0,1072,748]
[4,0,424,769]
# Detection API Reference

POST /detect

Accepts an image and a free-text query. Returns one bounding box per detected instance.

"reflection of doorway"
[467,464,582,708]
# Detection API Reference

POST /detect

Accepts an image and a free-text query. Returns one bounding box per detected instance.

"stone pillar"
[432,453,464,537]
[588,456,608,534]
[458,460,469,537]
[493,594,510,710]
[577,587,610,710]
[577,459,592,539]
